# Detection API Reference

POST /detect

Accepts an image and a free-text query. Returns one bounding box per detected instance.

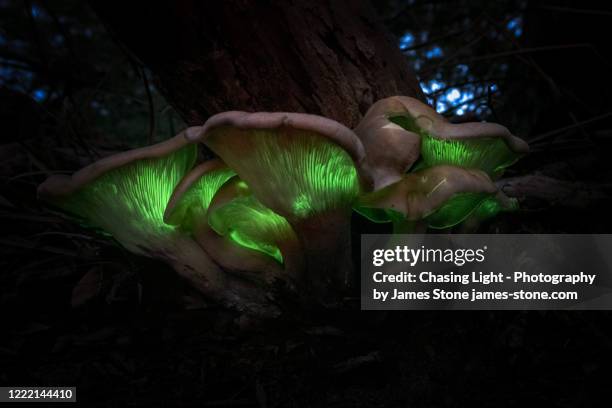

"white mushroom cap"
[354,97,422,190]
[386,96,529,153]
[357,165,497,225]
[188,111,370,221]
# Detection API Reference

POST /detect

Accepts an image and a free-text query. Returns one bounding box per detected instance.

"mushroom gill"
[167,166,303,286]
[354,96,528,231]
[189,111,370,301]
[384,96,528,178]
[164,159,236,229]
[38,129,199,256]
[207,178,304,285]
[356,165,500,232]
[37,129,272,316]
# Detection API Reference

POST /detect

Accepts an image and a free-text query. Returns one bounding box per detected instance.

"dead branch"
[497,174,611,208]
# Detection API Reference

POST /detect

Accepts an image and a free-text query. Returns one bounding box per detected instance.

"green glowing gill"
[354,190,492,230]
[292,193,311,218]
[228,229,284,264]
[353,206,395,224]
[472,195,518,222]
[425,192,490,229]
[208,195,294,264]
[207,128,360,219]
[57,144,197,254]
[167,167,236,229]
[389,115,521,177]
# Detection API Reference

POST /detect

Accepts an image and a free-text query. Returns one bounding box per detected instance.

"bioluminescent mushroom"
[206,177,304,285]
[354,96,421,190]
[38,129,272,316]
[165,163,303,285]
[383,96,529,178]
[356,165,499,232]
[38,129,199,255]
[164,158,236,229]
[353,96,528,232]
[37,94,530,315]
[188,111,369,298]
[164,160,283,282]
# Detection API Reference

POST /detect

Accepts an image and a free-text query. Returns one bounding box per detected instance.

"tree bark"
[89,0,424,128]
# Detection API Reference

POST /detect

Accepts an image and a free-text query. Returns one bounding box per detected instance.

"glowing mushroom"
[383,96,529,178]
[354,97,421,190]
[354,96,528,231]
[165,164,303,286]
[38,129,272,316]
[38,129,200,256]
[164,158,236,229]
[188,111,369,299]
[357,165,500,232]
[208,178,304,284]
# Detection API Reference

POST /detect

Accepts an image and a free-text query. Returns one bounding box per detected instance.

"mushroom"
[38,129,273,316]
[353,97,422,190]
[354,96,528,232]
[165,163,303,287]
[188,111,369,300]
[356,165,500,232]
[207,178,304,286]
[382,96,529,178]
[38,128,200,256]
[164,158,236,229]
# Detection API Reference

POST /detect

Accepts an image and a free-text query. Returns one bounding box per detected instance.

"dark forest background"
[2,0,612,406]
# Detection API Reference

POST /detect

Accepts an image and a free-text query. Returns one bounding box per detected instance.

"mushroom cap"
[202,176,301,283]
[37,128,200,254]
[384,96,528,178]
[193,223,285,285]
[189,111,368,220]
[208,190,296,265]
[38,127,200,199]
[356,164,498,229]
[386,96,529,153]
[164,159,236,228]
[36,129,285,312]
[354,97,422,190]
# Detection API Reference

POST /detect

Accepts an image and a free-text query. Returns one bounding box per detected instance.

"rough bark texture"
[89,0,424,128]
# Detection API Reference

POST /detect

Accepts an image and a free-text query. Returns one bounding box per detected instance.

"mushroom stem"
[197,222,305,291]
[277,237,306,287]
[193,224,282,284]
[165,235,222,290]
[290,208,353,303]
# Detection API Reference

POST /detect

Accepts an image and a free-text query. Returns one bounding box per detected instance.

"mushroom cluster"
[38,96,528,316]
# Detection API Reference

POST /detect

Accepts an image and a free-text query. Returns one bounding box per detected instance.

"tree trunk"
[89,0,424,128]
